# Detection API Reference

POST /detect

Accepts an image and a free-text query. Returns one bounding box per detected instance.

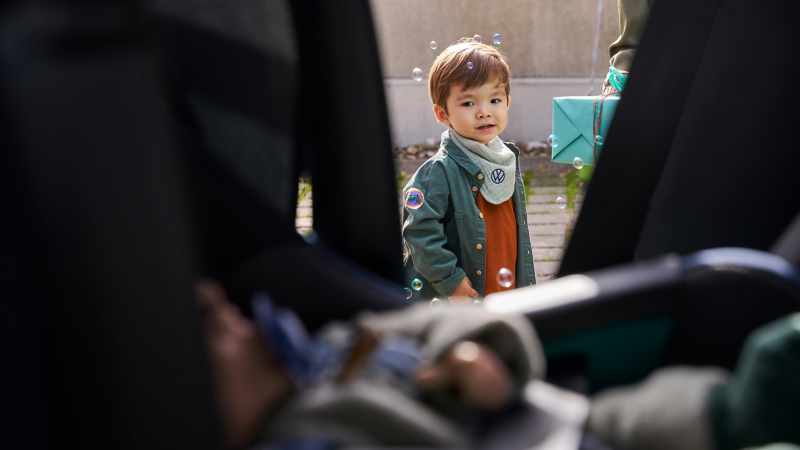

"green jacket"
[402,134,536,299]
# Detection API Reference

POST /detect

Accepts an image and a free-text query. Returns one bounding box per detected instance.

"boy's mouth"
[477,124,495,130]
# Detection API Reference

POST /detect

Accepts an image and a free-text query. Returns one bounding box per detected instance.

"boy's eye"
[461,101,474,107]
[491,98,502,104]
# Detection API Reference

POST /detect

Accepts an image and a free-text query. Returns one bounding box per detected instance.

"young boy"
[402,38,536,304]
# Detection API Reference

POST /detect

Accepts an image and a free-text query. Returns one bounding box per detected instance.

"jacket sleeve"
[603,0,652,90]
[402,162,465,298]
[587,366,730,450]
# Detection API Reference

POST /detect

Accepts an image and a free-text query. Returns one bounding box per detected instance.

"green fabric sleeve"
[586,366,729,450]
[603,0,653,90]
[402,162,464,298]
[708,314,800,450]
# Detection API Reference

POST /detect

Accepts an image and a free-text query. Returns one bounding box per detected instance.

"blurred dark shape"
[526,248,800,393]
[0,1,220,448]
[0,0,404,448]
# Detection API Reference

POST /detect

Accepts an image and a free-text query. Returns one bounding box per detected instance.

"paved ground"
[296,186,313,233]
[296,155,585,284]
[526,178,584,283]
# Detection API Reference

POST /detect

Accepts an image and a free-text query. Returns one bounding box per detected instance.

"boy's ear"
[507,95,511,109]
[433,104,451,126]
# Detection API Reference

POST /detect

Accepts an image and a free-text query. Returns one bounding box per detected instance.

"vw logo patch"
[491,169,506,184]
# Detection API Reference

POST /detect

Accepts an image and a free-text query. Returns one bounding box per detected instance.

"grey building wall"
[385,77,605,147]
[369,0,623,146]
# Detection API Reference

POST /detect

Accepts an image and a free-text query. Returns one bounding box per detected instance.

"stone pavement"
[526,178,584,283]
[295,180,313,235]
[295,156,585,284]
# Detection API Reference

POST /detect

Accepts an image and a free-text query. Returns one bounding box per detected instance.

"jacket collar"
[441,134,520,177]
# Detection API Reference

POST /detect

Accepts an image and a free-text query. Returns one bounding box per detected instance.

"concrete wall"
[369,0,624,146]
[385,77,605,147]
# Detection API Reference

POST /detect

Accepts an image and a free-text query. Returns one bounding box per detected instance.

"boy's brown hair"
[428,37,511,113]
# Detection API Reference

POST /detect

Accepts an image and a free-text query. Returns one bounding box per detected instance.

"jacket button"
[479,213,484,219]
[476,244,482,249]
[476,270,482,275]
[478,174,484,180]
[472,186,478,192]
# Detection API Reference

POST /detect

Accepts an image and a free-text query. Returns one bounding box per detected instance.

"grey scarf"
[446,127,516,204]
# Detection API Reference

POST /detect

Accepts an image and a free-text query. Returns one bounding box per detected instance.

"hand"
[450,276,479,305]
[195,280,293,448]
[413,341,512,410]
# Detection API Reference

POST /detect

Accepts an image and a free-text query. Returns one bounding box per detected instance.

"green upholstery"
[543,316,674,393]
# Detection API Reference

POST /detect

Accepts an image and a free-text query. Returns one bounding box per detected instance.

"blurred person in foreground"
[196,280,543,449]
[197,279,800,450]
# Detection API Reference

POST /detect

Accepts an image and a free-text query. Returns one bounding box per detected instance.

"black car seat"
[0,0,408,448]
[560,0,800,276]
[0,1,221,447]
[148,0,409,330]
[540,0,800,395]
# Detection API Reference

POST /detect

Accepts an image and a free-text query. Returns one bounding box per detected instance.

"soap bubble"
[473,34,482,43]
[497,268,514,288]
[405,188,424,209]
[556,197,566,209]
[430,41,438,50]
[595,135,604,145]
[411,278,423,291]
[404,288,412,299]
[573,157,584,169]
[547,134,559,148]
[493,34,502,45]
[467,62,474,69]
[412,68,423,82]
[473,299,482,305]
[430,298,443,310]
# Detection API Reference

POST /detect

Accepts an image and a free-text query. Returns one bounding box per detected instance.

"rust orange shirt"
[475,192,517,296]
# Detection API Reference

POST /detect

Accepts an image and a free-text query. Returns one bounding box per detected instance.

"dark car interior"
[2,0,799,448]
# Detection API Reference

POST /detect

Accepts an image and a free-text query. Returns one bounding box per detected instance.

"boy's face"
[434,79,510,145]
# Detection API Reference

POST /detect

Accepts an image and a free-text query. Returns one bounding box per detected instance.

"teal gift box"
[551,95,619,165]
